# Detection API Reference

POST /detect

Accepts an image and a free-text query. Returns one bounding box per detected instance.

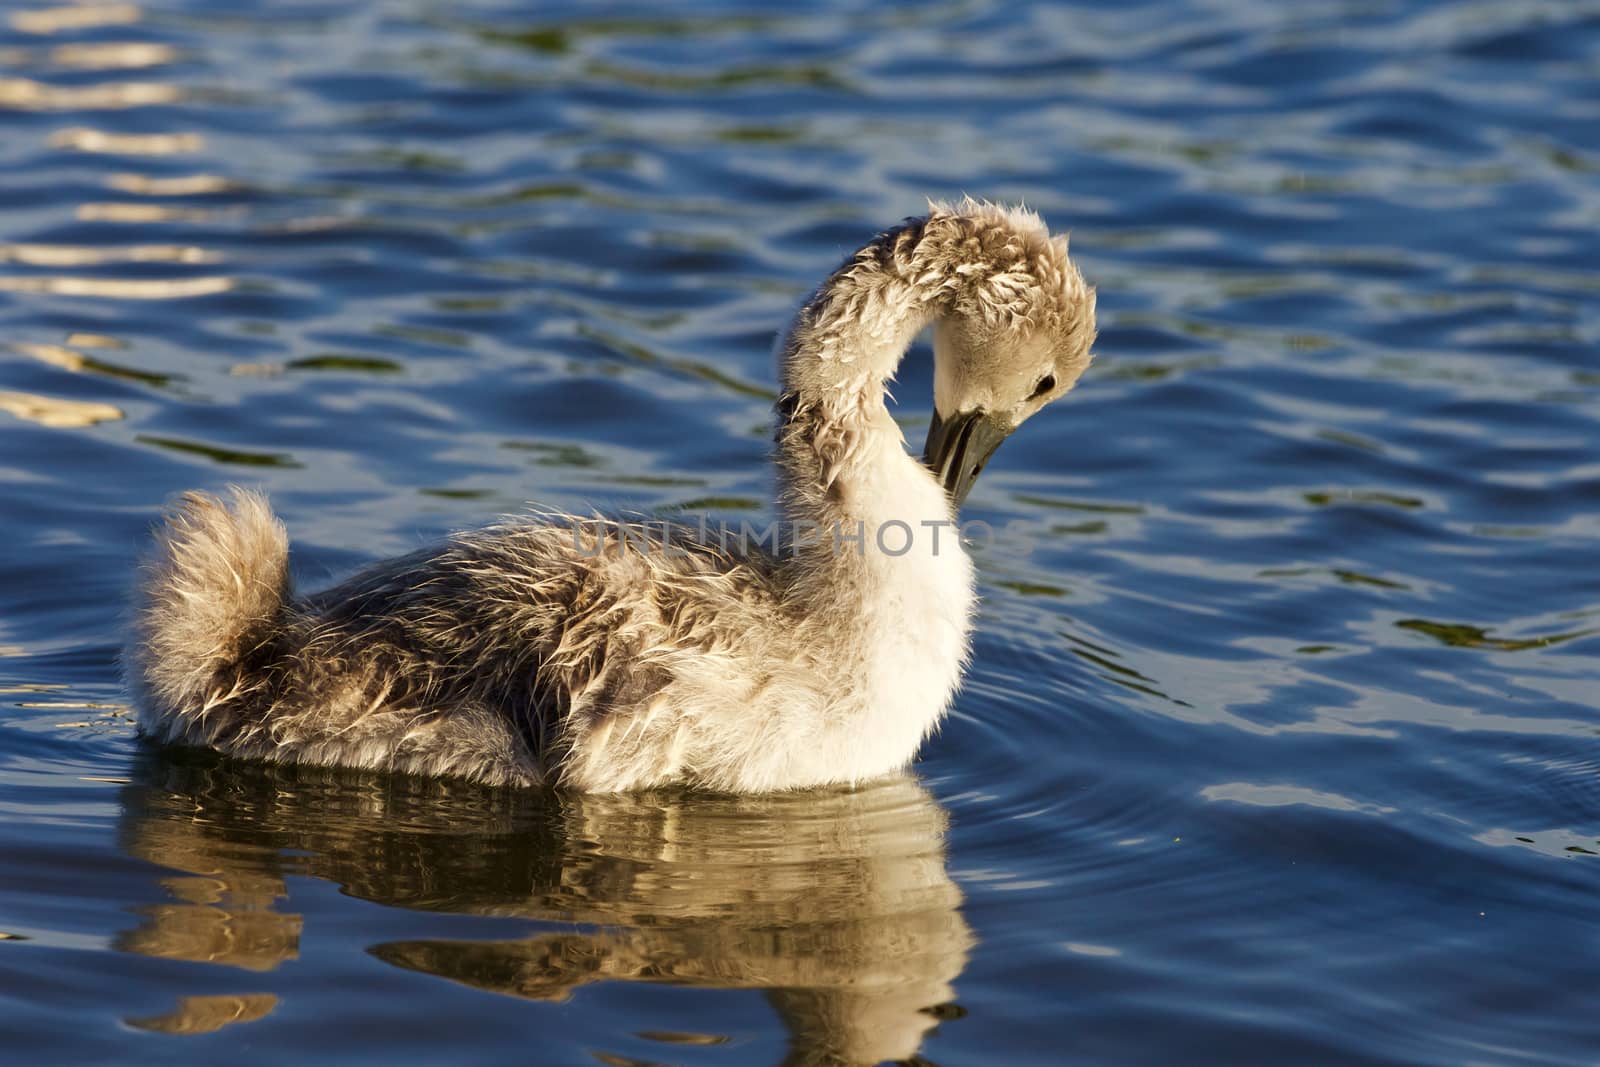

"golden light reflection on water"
[10,3,141,35]
[121,870,303,972]
[65,332,125,348]
[75,202,224,223]
[0,243,220,265]
[50,41,176,70]
[0,76,179,110]
[117,759,974,1064]
[12,341,89,371]
[0,30,233,325]
[10,342,169,389]
[0,390,123,427]
[105,173,234,196]
[0,275,232,298]
[125,994,280,1036]
[48,127,203,154]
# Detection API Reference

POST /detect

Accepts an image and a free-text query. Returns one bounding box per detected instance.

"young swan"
[128,199,1096,793]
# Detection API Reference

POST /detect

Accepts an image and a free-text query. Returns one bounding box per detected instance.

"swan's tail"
[127,487,291,744]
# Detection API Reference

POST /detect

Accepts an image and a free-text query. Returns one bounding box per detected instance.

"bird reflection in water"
[115,752,974,1065]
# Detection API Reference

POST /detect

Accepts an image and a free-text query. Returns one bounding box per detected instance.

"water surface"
[2,1,1598,1063]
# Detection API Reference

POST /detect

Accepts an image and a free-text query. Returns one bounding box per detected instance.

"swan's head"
[920,200,1097,508]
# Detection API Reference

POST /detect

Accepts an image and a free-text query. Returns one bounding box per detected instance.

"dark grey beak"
[923,409,1012,510]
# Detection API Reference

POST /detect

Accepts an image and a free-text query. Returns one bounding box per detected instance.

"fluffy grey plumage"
[127,199,1097,793]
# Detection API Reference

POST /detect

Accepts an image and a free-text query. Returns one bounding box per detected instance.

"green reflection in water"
[1396,619,1595,652]
[1303,489,1424,509]
[136,435,302,468]
[602,474,706,488]
[1259,567,1409,590]
[996,580,1068,598]
[1065,633,1188,706]
[374,323,472,349]
[1014,493,1144,515]
[289,354,404,374]
[669,496,763,512]
[501,440,605,468]
[418,487,494,500]
[577,323,775,400]
[1099,356,1221,382]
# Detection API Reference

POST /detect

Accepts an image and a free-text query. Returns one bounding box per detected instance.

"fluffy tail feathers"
[127,487,291,743]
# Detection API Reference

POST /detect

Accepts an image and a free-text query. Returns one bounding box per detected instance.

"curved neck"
[773,219,953,525]
[769,221,971,607]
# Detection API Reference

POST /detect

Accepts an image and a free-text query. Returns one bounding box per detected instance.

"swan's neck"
[770,221,975,764]
[774,220,958,517]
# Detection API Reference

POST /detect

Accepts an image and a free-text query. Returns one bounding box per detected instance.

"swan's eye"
[1030,374,1056,399]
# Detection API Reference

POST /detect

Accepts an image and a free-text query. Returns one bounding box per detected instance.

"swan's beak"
[923,408,1011,510]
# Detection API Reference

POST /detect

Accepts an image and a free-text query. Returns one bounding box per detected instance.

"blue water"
[2,0,1598,1063]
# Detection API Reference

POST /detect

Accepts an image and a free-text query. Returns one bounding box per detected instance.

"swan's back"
[130,491,816,790]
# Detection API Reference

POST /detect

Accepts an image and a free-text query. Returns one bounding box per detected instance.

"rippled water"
[2,1,1598,1063]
